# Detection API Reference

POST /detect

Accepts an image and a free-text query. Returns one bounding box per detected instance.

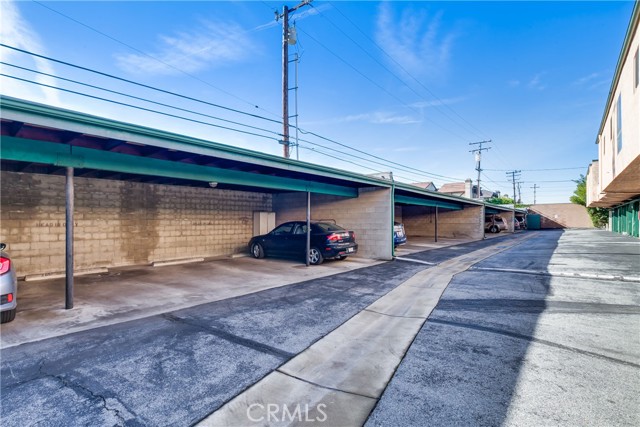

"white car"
[485,216,508,233]
[1,243,17,323]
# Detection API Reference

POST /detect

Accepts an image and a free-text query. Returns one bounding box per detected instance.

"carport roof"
[394,183,483,210]
[485,203,528,215]
[1,96,393,197]
[0,96,507,210]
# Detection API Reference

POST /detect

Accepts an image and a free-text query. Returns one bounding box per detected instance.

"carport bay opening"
[0,170,275,277]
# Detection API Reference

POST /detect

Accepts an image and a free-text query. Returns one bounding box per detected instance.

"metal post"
[435,206,439,243]
[306,191,311,266]
[282,5,290,158]
[65,167,74,309]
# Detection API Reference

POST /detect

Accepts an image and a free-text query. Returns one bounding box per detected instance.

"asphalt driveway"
[1,229,638,426]
[366,229,640,426]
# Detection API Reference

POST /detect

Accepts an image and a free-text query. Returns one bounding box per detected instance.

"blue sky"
[0,0,635,203]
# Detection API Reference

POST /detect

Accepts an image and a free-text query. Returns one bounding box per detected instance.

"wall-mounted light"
[208,182,218,188]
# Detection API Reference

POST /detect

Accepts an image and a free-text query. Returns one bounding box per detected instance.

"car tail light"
[326,233,341,242]
[0,257,10,275]
[349,231,355,240]
[6,293,13,303]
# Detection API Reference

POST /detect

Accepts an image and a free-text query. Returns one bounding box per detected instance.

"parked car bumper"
[323,243,358,258]
[0,270,17,312]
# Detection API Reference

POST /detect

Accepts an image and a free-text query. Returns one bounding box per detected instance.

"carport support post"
[65,167,74,309]
[306,191,311,267]
[435,206,438,242]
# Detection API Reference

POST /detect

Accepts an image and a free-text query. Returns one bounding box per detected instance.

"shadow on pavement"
[366,230,563,426]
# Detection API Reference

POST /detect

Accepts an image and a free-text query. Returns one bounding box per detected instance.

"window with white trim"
[635,47,639,89]
[616,95,622,153]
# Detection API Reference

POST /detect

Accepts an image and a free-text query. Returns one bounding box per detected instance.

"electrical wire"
[1,74,280,142]
[297,26,474,143]
[0,44,282,126]
[485,167,585,172]
[1,62,283,138]
[328,1,490,141]
[2,71,463,183]
[1,46,464,181]
[31,0,281,119]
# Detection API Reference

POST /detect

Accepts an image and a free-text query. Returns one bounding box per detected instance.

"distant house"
[437,179,498,200]
[410,181,437,191]
[437,182,468,197]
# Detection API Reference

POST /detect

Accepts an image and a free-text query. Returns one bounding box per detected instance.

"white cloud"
[411,96,466,109]
[572,71,610,90]
[375,2,456,77]
[115,20,259,75]
[0,0,60,105]
[343,111,421,125]
[527,73,546,90]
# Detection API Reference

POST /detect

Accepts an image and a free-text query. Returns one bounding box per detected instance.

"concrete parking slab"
[366,229,640,427]
[201,233,534,426]
[0,255,380,348]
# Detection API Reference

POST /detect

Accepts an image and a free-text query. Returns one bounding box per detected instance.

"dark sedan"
[249,221,358,265]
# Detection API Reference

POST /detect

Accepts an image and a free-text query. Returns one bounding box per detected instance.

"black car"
[249,221,358,265]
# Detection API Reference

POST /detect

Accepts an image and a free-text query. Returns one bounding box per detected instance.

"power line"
[1,74,282,142]
[2,42,471,183]
[297,128,464,182]
[2,72,463,184]
[1,62,283,138]
[0,44,282,126]
[327,1,489,141]
[485,167,585,172]
[31,0,280,119]
[295,26,470,142]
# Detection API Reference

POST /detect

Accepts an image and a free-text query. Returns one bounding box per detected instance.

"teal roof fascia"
[0,136,358,197]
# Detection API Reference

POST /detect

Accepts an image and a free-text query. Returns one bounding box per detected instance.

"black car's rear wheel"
[1,308,16,323]
[251,242,265,259]
[308,247,324,265]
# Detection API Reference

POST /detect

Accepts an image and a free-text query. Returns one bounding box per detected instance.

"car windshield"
[314,222,346,232]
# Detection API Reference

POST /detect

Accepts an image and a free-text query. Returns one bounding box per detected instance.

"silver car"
[1,243,17,323]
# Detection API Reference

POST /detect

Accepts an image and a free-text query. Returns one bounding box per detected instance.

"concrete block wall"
[502,211,515,232]
[0,171,271,276]
[273,187,393,260]
[530,203,594,229]
[402,205,484,240]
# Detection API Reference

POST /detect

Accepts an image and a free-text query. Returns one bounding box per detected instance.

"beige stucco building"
[587,2,639,237]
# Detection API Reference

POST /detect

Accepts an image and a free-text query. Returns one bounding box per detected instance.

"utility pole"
[506,170,521,204]
[531,184,539,204]
[469,140,492,198]
[276,0,312,158]
[517,181,522,204]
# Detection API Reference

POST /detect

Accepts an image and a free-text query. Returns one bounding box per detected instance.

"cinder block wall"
[403,205,484,239]
[273,187,393,260]
[530,203,594,229]
[502,211,515,232]
[0,171,271,276]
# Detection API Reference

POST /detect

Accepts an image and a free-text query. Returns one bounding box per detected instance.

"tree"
[486,196,515,205]
[570,175,609,228]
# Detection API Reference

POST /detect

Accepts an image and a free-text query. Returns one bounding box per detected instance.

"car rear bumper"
[324,243,358,258]
[0,271,17,311]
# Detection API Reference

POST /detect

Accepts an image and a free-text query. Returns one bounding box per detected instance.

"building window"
[616,95,623,153]
[635,47,639,89]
